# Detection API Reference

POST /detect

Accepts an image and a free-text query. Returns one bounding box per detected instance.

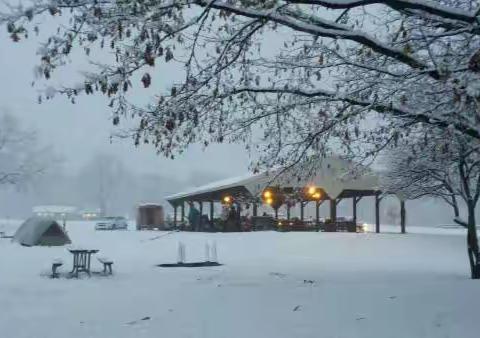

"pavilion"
[166,157,406,233]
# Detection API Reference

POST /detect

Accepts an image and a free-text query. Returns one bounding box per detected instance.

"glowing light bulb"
[308,186,316,195]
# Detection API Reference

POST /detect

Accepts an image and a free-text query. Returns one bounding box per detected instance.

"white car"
[95,217,128,231]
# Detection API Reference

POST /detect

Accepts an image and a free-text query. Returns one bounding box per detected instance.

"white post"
[211,241,218,263]
[205,242,211,262]
[177,242,185,264]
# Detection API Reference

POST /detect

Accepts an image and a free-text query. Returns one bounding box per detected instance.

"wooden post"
[174,204,178,227]
[330,199,337,222]
[375,193,381,233]
[353,197,357,224]
[210,201,214,223]
[400,200,406,234]
[300,202,305,221]
[287,204,291,220]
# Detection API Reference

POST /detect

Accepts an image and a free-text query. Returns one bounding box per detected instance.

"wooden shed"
[136,204,165,230]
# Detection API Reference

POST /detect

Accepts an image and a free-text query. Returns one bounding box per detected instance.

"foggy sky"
[0,23,250,180]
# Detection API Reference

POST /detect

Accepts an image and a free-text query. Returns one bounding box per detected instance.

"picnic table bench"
[51,259,63,278]
[98,257,114,275]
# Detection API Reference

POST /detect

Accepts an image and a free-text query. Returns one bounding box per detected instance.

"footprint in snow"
[269,272,287,278]
[126,316,151,325]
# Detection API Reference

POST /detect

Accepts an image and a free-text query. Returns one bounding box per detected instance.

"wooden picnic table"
[68,249,99,277]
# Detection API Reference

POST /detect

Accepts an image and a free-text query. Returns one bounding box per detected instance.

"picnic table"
[68,249,99,277]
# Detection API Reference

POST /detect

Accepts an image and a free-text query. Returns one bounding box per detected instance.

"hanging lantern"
[222,195,233,204]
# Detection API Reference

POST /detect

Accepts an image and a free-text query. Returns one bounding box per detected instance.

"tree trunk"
[451,195,460,218]
[466,200,480,279]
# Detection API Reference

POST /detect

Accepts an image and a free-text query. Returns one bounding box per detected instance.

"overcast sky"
[0,17,250,182]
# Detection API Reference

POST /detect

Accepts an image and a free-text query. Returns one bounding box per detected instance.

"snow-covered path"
[1,221,479,338]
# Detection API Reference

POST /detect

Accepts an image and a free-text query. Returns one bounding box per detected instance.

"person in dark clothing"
[188,202,201,231]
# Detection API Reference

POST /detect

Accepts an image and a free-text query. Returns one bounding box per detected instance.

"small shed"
[136,204,165,230]
[13,217,71,246]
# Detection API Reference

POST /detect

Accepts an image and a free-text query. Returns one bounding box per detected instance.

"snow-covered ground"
[1,220,479,338]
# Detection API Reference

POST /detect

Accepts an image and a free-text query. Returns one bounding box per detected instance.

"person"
[221,205,229,221]
[187,202,201,231]
[225,206,238,232]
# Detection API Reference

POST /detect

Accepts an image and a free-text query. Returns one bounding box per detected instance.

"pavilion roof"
[166,157,380,205]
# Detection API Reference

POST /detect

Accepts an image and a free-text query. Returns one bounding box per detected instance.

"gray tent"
[13,217,71,246]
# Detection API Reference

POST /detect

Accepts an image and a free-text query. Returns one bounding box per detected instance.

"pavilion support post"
[300,202,305,221]
[181,202,185,225]
[353,197,357,224]
[400,200,406,234]
[330,199,337,222]
[253,203,258,217]
[199,202,203,231]
[315,200,320,224]
[274,207,279,220]
[375,193,381,233]
[287,204,291,220]
[210,201,214,223]
[173,205,178,227]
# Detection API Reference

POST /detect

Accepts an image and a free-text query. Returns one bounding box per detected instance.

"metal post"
[375,193,381,233]
[274,207,279,220]
[300,202,305,221]
[253,203,258,217]
[400,200,406,234]
[315,201,320,225]
[287,204,291,220]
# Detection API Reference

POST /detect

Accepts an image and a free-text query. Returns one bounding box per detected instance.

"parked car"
[95,217,129,231]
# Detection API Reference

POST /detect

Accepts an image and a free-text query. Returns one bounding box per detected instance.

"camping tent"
[13,217,71,246]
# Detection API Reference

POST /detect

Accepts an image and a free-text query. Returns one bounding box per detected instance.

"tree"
[381,129,480,278]
[75,153,130,216]
[2,0,480,276]
[1,1,479,165]
[0,112,48,188]
[381,133,461,219]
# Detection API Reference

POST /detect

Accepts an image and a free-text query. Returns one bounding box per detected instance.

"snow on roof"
[32,205,78,214]
[166,157,380,202]
[166,172,265,201]
[138,203,163,207]
[13,216,71,246]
